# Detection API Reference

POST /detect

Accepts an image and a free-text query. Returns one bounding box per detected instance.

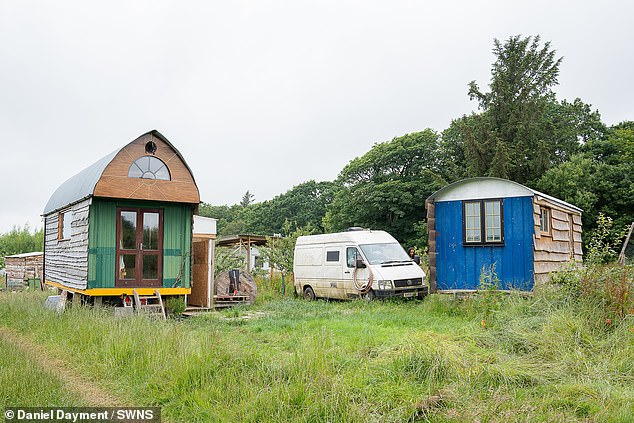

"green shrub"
[476,264,502,329]
[164,296,186,316]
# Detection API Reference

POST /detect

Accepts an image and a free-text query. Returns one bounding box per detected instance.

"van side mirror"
[355,259,366,268]
[413,255,421,265]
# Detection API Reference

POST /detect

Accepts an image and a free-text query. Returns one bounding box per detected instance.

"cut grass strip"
[0,327,121,407]
[0,334,84,408]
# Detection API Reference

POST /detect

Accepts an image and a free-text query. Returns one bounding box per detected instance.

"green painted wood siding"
[87,199,193,289]
[87,200,116,288]
[163,204,192,289]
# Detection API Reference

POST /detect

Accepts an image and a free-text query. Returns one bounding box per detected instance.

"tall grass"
[0,269,632,422]
[0,336,85,407]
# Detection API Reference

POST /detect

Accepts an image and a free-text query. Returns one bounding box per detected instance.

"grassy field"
[0,335,86,407]
[0,277,632,422]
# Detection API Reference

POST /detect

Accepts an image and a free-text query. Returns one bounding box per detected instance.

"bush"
[550,263,633,323]
[476,264,502,329]
[586,213,626,265]
[164,296,186,316]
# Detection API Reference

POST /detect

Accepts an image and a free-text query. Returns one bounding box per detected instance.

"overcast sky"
[1,1,633,234]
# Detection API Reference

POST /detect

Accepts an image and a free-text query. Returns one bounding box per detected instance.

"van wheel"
[362,290,375,302]
[303,286,316,301]
[417,286,429,300]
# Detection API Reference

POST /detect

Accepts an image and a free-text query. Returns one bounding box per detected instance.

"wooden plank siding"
[5,255,43,281]
[44,198,91,290]
[93,133,199,204]
[435,196,534,291]
[533,198,582,283]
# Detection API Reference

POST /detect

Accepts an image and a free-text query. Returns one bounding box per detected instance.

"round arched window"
[128,156,171,181]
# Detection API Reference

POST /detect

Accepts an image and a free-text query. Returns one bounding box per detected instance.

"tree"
[258,221,318,295]
[324,130,445,247]
[200,181,336,237]
[198,203,244,236]
[0,225,44,268]
[240,190,255,207]
[244,180,336,234]
[455,35,605,185]
[214,246,246,276]
[536,122,634,248]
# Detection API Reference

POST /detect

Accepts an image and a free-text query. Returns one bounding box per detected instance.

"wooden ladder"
[133,289,166,319]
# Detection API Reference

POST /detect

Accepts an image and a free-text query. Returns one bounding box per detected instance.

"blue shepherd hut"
[425,177,583,292]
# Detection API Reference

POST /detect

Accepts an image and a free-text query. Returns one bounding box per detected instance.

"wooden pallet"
[213,294,250,308]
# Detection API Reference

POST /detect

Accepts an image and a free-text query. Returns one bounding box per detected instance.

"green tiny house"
[86,200,192,290]
[43,130,200,299]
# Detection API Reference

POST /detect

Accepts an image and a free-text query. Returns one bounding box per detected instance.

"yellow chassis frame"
[45,280,190,297]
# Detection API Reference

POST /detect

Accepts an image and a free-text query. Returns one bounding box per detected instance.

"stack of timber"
[4,252,43,290]
[214,270,257,308]
[533,201,583,284]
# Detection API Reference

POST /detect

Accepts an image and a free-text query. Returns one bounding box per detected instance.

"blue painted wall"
[435,196,535,290]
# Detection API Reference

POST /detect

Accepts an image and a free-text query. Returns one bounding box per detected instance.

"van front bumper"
[375,286,428,299]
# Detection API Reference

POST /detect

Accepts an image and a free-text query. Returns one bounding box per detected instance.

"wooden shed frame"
[426,177,583,292]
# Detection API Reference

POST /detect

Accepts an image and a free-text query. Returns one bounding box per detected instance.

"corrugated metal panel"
[43,130,200,215]
[435,197,534,290]
[44,150,119,215]
[87,199,192,289]
[427,177,582,213]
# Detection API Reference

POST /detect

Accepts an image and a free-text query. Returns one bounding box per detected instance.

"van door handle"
[344,271,350,274]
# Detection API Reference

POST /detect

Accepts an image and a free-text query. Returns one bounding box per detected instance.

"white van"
[293,229,427,300]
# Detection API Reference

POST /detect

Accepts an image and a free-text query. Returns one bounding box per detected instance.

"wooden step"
[133,289,166,319]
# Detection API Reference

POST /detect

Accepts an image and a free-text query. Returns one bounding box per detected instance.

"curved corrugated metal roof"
[43,130,197,215]
[427,177,582,212]
[43,149,118,215]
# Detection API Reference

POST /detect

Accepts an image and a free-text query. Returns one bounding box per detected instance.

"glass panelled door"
[116,208,163,287]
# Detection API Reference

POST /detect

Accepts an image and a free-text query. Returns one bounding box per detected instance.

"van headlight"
[377,280,393,290]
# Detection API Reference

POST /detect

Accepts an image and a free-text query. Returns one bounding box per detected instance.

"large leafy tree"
[200,180,336,236]
[324,130,445,247]
[252,180,335,234]
[452,35,605,185]
[536,122,634,246]
[198,203,244,236]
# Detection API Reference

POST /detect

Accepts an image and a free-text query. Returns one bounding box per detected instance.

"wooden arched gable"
[93,131,200,204]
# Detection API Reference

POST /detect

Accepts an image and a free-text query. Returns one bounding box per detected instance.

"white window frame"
[463,199,504,246]
[58,210,72,240]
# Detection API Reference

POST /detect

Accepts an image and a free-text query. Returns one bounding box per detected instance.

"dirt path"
[0,326,122,407]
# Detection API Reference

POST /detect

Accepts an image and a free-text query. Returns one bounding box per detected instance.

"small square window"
[485,200,502,242]
[58,210,72,240]
[326,250,340,262]
[464,201,482,243]
[346,247,361,268]
[540,208,551,234]
[463,199,504,245]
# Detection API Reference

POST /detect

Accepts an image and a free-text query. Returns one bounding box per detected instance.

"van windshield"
[359,243,411,265]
